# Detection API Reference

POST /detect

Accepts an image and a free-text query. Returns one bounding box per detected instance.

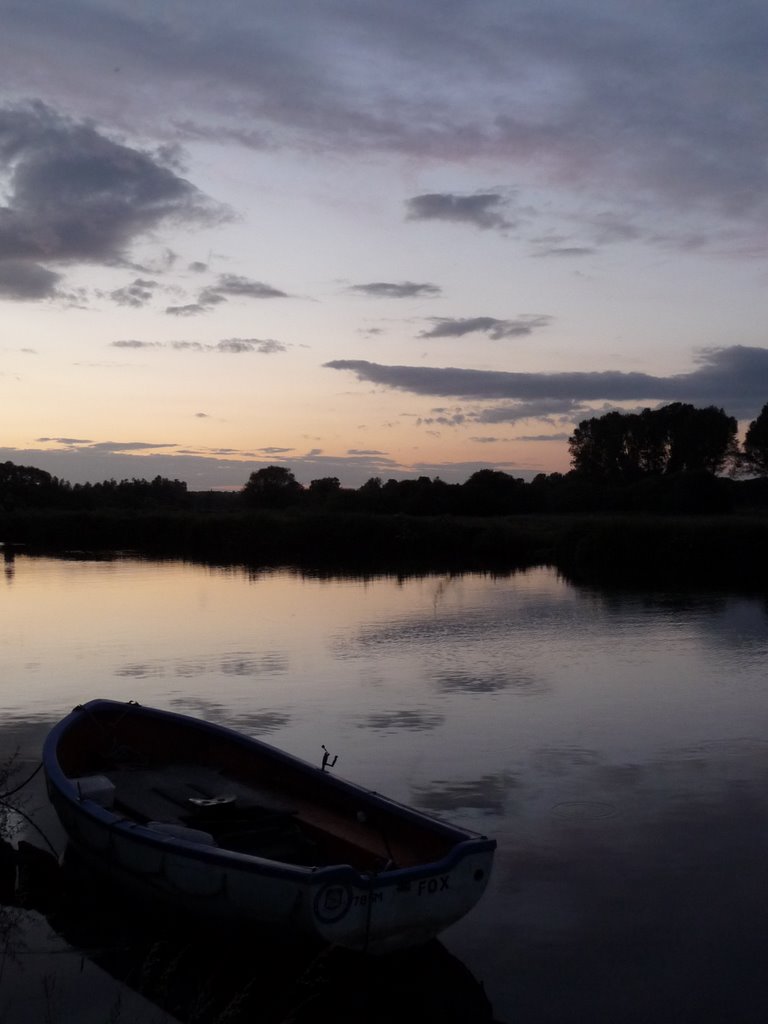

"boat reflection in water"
[6,840,499,1024]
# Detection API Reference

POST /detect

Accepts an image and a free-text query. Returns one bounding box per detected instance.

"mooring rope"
[0,799,59,858]
[0,760,43,801]
[1,760,59,857]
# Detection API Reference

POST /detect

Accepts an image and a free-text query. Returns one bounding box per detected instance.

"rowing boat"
[43,699,495,953]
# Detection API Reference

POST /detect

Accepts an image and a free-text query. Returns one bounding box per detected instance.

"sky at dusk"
[2,0,768,490]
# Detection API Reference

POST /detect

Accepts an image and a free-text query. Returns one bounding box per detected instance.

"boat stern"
[307,840,495,954]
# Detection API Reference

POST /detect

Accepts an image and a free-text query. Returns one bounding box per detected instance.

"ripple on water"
[551,800,618,821]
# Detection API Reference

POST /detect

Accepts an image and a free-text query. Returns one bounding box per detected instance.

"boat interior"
[57,708,457,871]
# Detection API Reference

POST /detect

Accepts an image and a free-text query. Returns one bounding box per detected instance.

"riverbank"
[2,509,767,588]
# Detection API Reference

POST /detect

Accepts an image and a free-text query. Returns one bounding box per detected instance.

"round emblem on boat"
[314,882,353,924]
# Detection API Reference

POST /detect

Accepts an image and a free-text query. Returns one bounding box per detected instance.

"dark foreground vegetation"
[3,400,768,588]
[3,505,768,589]
[1,484,767,590]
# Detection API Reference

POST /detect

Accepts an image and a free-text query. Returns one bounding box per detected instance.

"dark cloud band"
[419,315,552,340]
[325,346,768,419]
[348,281,441,298]
[405,193,514,231]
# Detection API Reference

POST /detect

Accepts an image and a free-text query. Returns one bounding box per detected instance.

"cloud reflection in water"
[357,709,444,733]
[435,668,543,695]
[412,772,516,816]
[115,650,288,679]
[167,696,290,735]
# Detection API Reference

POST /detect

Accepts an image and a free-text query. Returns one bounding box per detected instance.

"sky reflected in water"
[2,554,768,1020]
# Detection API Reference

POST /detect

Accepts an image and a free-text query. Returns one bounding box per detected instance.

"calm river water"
[2,553,768,1022]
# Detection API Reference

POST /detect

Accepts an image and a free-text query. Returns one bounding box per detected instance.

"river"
[2,552,768,1022]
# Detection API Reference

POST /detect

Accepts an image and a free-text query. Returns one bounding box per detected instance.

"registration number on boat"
[418,875,449,896]
[351,891,383,907]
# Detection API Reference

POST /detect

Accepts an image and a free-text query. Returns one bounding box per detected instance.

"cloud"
[419,315,552,340]
[36,436,91,445]
[0,259,61,300]
[325,345,768,420]
[406,193,514,231]
[4,436,542,489]
[166,273,289,315]
[217,338,286,353]
[35,438,176,453]
[110,337,286,354]
[417,410,466,427]
[0,101,226,296]
[83,440,178,453]
[109,278,158,307]
[112,339,162,349]
[474,399,587,424]
[111,339,154,349]
[172,119,271,151]
[165,303,208,317]
[532,246,595,258]
[348,281,441,298]
[5,5,768,243]
[2,444,402,490]
[198,274,288,302]
[514,433,571,442]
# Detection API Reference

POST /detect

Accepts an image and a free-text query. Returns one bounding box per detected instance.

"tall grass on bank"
[554,515,768,589]
[1,752,24,994]
[2,509,768,589]
[0,510,553,573]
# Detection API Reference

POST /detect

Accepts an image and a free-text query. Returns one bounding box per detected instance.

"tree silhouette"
[308,476,341,496]
[568,411,639,480]
[656,403,738,475]
[307,477,346,510]
[743,403,768,475]
[0,461,67,510]
[242,466,303,508]
[569,404,738,480]
[461,469,527,514]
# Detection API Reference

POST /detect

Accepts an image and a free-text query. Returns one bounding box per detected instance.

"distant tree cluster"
[568,403,739,480]
[71,476,190,510]
[241,464,303,508]
[241,465,535,516]
[0,461,68,511]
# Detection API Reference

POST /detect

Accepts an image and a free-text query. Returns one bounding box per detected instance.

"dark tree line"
[3,401,768,519]
[0,463,190,512]
[240,400,768,515]
[240,465,538,515]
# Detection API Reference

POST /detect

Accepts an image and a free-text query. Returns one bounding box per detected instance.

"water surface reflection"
[2,556,768,1020]
[479,738,768,1022]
